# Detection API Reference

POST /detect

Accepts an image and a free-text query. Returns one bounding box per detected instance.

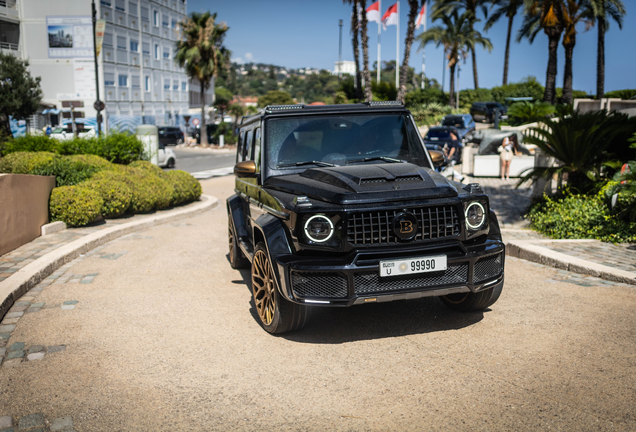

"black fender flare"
[226,194,249,240]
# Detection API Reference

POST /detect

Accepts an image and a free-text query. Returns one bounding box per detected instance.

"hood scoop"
[359,175,423,185]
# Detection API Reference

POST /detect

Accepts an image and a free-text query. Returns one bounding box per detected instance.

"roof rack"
[265,104,305,112]
[364,101,404,106]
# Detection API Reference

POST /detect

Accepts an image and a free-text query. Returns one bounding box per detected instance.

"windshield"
[425,128,452,139]
[266,114,430,169]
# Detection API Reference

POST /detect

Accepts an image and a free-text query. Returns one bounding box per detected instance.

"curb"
[506,239,636,285]
[0,194,219,320]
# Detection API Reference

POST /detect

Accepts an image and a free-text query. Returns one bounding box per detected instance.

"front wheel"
[251,243,311,334]
[167,158,176,168]
[439,280,503,312]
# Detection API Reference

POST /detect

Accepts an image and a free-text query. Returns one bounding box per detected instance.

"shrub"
[50,185,103,227]
[213,122,237,145]
[29,156,101,187]
[404,88,447,107]
[410,103,464,126]
[458,88,493,110]
[527,192,636,243]
[0,151,57,174]
[602,161,636,222]
[1,134,57,155]
[163,170,202,205]
[507,101,556,126]
[67,154,114,170]
[129,160,164,175]
[491,76,545,103]
[83,178,132,218]
[603,89,636,100]
[57,132,144,164]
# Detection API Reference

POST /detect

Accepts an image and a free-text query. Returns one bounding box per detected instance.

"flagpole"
[377,0,381,83]
[395,1,399,91]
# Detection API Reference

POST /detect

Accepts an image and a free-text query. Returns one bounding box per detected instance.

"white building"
[333,60,355,76]
[1,0,213,132]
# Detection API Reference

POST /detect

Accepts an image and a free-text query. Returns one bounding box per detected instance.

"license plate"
[379,255,447,277]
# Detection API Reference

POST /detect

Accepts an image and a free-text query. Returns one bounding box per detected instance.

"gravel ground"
[0,175,635,431]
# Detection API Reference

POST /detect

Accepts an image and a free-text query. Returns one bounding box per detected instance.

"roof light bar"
[365,101,404,106]
[266,104,305,111]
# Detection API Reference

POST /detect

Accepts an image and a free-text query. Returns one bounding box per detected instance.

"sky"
[188,0,635,93]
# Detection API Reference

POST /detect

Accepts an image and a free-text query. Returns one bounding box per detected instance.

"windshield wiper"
[346,156,405,164]
[277,160,336,168]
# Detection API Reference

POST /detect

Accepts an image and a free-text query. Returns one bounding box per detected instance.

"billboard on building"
[46,16,93,58]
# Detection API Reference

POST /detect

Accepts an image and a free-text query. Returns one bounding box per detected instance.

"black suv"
[227,102,505,334]
[470,102,508,123]
[158,126,184,145]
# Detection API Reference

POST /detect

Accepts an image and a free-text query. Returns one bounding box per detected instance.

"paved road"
[1,175,635,431]
[169,147,235,175]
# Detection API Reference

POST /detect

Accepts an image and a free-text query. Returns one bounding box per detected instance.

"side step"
[238,240,254,263]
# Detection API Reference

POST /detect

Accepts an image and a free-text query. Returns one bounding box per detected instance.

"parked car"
[158,126,184,145]
[439,114,475,142]
[157,142,176,168]
[470,102,508,123]
[227,102,505,334]
[50,123,96,140]
[422,126,463,162]
[193,123,219,144]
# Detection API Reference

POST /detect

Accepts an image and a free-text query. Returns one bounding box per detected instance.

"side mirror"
[429,150,445,167]
[234,160,257,177]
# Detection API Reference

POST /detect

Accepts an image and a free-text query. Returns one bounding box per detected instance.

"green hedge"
[83,178,132,218]
[50,186,103,227]
[163,170,203,205]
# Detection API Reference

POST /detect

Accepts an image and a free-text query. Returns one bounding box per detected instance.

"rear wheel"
[439,281,503,312]
[167,158,176,168]
[252,243,311,334]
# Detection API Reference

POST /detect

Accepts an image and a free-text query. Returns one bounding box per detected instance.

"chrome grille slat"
[347,205,461,246]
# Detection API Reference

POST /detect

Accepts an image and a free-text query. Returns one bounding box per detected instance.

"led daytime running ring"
[304,215,334,243]
[465,202,486,230]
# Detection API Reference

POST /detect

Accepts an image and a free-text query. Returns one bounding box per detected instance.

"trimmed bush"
[67,154,114,170]
[50,185,103,227]
[163,170,202,205]
[0,151,57,174]
[83,178,133,218]
[129,160,164,175]
[1,134,56,155]
[56,132,145,164]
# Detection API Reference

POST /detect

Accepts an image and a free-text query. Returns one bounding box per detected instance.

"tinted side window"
[237,131,245,162]
[254,128,261,173]
[244,130,253,161]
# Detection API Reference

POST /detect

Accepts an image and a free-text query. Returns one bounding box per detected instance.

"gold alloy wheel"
[228,226,235,262]
[252,249,276,325]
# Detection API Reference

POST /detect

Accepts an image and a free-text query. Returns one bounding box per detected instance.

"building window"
[181,81,186,91]
[145,76,150,91]
[141,6,149,20]
[162,47,170,59]
[171,18,177,29]
[153,10,159,26]
[104,73,115,86]
[173,80,178,90]
[115,0,125,12]
[164,79,170,90]
[118,75,128,87]
[131,75,140,88]
[162,14,169,27]
[130,40,138,52]
[129,1,138,15]
[154,44,159,59]
[117,36,126,50]
[103,32,113,47]
[101,0,112,7]
[142,42,150,55]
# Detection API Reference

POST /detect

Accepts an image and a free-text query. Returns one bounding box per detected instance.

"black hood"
[264,163,458,205]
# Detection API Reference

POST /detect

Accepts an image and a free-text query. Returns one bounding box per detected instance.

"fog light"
[304,215,334,243]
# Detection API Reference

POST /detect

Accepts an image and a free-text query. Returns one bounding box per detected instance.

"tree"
[587,0,625,99]
[359,0,373,101]
[344,0,364,100]
[560,0,594,104]
[175,12,231,145]
[0,53,42,136]
[484,0,524,85]
[517,1,566,104]
[397,0,420,102]
[257,90,294,107]
[433,0,491,89]
[229,103,246,130]
[214,87,233,120]
[416,10,492,107]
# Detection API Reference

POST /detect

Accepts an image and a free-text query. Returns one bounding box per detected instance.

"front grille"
[291,272,348,298]
[347,205,461,246]
[360,176,422,185]
[473,253,503,283]
[354,263,469,295]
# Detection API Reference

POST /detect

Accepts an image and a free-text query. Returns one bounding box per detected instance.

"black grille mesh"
[347,205,461,246]
[473,254,503,283]
[291,272,348,298]
[354,263,468,295]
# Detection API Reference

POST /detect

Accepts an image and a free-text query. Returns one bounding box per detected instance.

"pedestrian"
[498,134,519,180]
[443,130,464,182]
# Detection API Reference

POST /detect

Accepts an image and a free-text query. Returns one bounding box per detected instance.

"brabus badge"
[392,212,418,240]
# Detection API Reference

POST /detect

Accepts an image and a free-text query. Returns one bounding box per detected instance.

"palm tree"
[433,0,491,89]
[517,1,565,104]
[484,0,524,85]
[560,0,593,105]
[416,10,492,107]
[359,0,373,101]
[175,12,231,146]
[397,0,420,102]
[587,0,625,99]
[344,0,364,100]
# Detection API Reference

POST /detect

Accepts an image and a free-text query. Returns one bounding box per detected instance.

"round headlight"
[465,202,486,230]
[304,215,334,243]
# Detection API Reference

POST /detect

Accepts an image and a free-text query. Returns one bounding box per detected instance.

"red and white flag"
[415,4,426,30]
[382,3,398,30]
[366,1,381,24]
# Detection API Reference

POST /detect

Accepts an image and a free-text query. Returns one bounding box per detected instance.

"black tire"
[167,158,176,168]
[251,243,311,334]
[228,218,249,269]
[439,280,504,312]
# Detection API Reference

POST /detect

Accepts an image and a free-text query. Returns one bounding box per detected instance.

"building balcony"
[0,42,19,56]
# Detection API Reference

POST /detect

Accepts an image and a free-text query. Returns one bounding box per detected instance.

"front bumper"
[273,238,505,307]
